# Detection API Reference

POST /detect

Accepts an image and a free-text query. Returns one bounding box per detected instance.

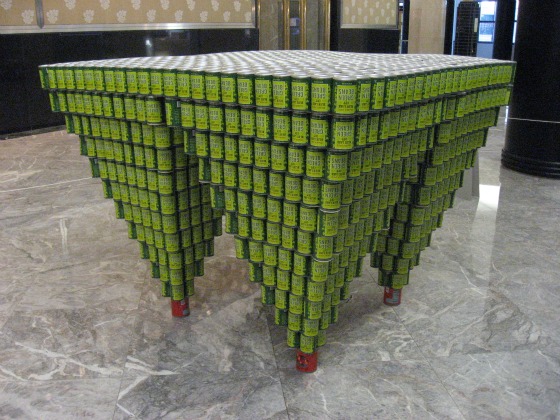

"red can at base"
[171,298,190,317]
[296,350,318,373]
[383,287,402,306]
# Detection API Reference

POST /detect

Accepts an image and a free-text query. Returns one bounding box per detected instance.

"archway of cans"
[39,50,514,372]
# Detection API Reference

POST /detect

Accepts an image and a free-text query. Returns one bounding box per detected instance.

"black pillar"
[401,0,410,53]
[501,0,560,177]
[492,0,516,59]
[443,0,455,55]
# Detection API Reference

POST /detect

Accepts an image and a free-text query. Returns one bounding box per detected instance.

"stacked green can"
[39,51,514,370]
[39,58,224,315]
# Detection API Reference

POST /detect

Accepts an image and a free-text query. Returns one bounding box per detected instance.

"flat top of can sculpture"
[40,50,516,77]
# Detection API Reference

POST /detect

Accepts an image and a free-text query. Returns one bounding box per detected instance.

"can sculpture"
[40,51,515,372]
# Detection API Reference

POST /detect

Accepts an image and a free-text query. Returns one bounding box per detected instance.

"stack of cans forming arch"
[39,50,515,372]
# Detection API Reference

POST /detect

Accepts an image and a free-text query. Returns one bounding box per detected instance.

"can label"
[331,117,355,150]
[302,178,320,206]
[309,115,330,148]
[272,76,290,109]
[220,74,237,103]
[180,101,194,129]
[269,171,284,198]
[209,133,224,159]
[291,112,309,145]
[251,218,265,241]
[273,111,291,142]
[237,75,254,105]
[285,174,302,203]
[288,311,302,331]
[326,152,348,182]
[224,135,239,162]
[283,201,299,227]
[291,275,305,296]
[318,210,339,237]
[293,253,308,276]
[278,247,293,271]
[255,76,273,107]
[190,72,205,100]
[299,206,317,232]
[208,104,224,132]
[291,78,310,111]
[281,225,296,250]
[253,168,268,194]
[305,149,325,178]
[240,107,256,136]
[238,165,253,191]
[256,108,272,139]
[270,143,288,171]
[296,230,313,255]
[224,106,241,134]
[267,197,282,223]
[287,146,305,176]
[195,103,209,130]
[205,73,221,102]
[311,78,332,113]
[320,181,342,210]
[254,141,270,168]
[333,80,357,115]
[358,79,372,112]
[349,149,362,178]
[238,137,254,165]
[314,236,333,260]
[177,71,191,98]
[266,221,281,245]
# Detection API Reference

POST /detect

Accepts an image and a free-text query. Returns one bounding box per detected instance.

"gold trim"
[283,0,290,50]
[300,0,307,50]
[323,0,331,50]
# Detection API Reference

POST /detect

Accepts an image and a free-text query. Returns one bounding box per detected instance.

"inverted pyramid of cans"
[40,50,514,357]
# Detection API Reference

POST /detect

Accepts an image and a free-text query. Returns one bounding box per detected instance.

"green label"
[150,71,163,95]
[255,78,273,107]
[311,81,331,112]
[208,106,224,132]
[333,82,357,114]
[240,108,256,136]
[177,72,191,98]
[205,74,221,102]
[273,113,291,142]
[287,147,305,175]
[225,107,241,134]
[291,114,309,144]
[237,77,254,105]
[220,76,237,103]
[326,153,348,181]
[254,142,270,168]
[191,73,205,100]
[271,144,287,171]
[331,119,355,150]
[321,182,342,210]
[309,116,329,147]
[305,150,325,178]
[272,79,290,108]
[291,80,309,111]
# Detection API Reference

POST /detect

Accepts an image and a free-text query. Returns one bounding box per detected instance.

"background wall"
[0,0,257,136]
[408,0,446,53]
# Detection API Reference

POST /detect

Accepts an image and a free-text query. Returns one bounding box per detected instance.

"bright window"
[478,1,496,43]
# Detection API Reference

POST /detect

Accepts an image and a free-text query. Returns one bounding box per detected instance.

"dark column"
[401,0,410,53]
[492,0,516,59]
[443,0,455,55]
[501,0,560,177]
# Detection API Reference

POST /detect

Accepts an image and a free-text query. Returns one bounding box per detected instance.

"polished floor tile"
[1,108,559,418]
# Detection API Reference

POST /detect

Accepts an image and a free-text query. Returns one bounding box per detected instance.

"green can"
[268,170,284,198]
[292,252,308,277]
[314,235,334,260]
[276,269,290,290]
[149,69,163,95]
[137,69,151,95]
[320,180,342,210]
[249,168,266,195]
[255,72,273,107]
[238,164,253,191]
[332,76,357,115]
[177,68,191,98]
[266,221,281,246]
[208,103,224,132]
[287,329,300,348]
[154,126,171,148]
[283,201,299,227]
[299,205,317,232]
[224,104,241,134]
[296,230,313,255]
[240,107,256,137]
[248,240,264,263]
[302,177,321,206]
[190,70,205,100]
[180,100,195,129]
[194,102,209,130]
[272,72,291,109]
[290,294,304,315]
[220,70,237,103]
[305,148,326,178]
[291,111,309,145]
[270,143,288,172]
[291,74,310,111]
[223,134,239,162]
[288,311,302,332]
[325,152,348,182]
[255,107,273,140]
[236,70,255,106]
[291,274,306,296]
[309,114,330,148]
[223,162,237,187]
[273,109,291,142]
[287,145,305,176]
[254,140,270,169]
[204,70,221,102]
[311,74,332,113]
[318,209,339,237]
[331,116,355,150]
[282,225,297,250]
[267,196,282,223]
[163,69,177,97]
[284,175,302,202]
[278,247,293,271]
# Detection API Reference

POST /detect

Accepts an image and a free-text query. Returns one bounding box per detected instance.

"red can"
[296,350,318,373]
[170,298,190,317]
[383,287,402,306]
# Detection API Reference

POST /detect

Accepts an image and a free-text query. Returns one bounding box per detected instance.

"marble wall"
[409,0,447,53]
[258,0,281,50]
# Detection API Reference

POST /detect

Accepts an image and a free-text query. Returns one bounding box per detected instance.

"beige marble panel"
[408,0,446,53]
[41,0,255,26]
[259,0,282,50]
[0,0,37,26]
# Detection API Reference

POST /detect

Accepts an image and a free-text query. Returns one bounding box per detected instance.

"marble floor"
[0,110,559,419]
